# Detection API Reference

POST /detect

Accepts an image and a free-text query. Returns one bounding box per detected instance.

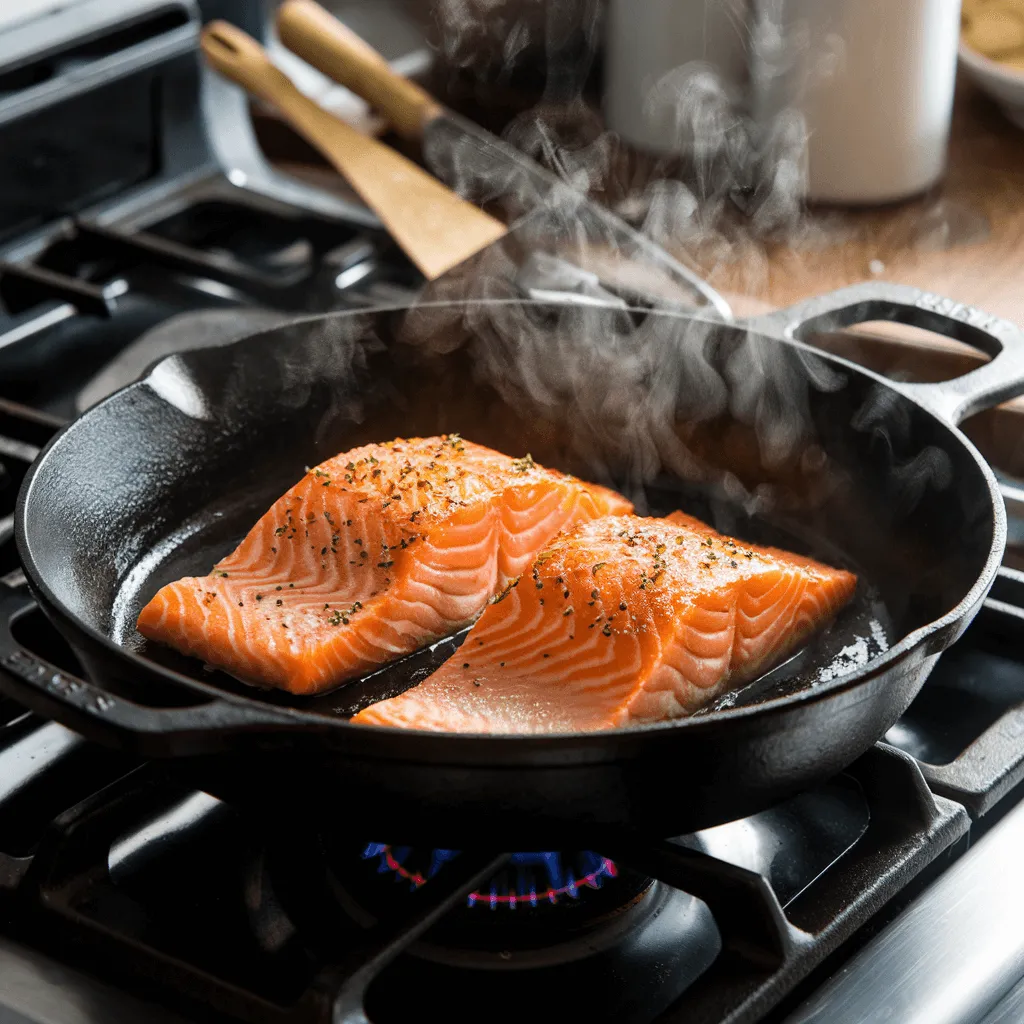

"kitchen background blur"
[244,0,1024,535]
[243,0,1023,313]
[2,0,1023,538]
[5,0,1024,317]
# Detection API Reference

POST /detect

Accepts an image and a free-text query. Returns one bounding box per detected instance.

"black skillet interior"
[19,300,996,722]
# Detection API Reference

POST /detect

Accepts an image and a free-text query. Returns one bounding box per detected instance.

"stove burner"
[362,844,618,909]
[365,867,721,1024]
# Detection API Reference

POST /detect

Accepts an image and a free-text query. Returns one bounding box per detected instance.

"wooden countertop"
[709,74,1024,323]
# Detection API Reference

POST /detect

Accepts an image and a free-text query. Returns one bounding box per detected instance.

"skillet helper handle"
[748,281,1024,426]
[276,0,442,140]
[0,584,304,756]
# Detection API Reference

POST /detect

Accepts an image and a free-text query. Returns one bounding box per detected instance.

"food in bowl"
[962,0,1024,70]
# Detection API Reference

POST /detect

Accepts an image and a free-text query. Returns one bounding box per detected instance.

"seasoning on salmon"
[351,512,857,733]
[135,436,631,695]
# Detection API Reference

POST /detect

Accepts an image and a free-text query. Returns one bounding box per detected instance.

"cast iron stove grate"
[883,568,1024,821]
[0,202,420,420]
[0,706,968,1024]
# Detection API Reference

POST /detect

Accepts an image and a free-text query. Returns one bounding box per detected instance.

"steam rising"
[430,0,818,263]
[407,0,846,516]
[407,0,954,527]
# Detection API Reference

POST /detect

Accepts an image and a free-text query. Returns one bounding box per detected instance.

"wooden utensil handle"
[201,22,364,159]
[200,20,506,282]
[276,0,442,139]
[201,20,295,104]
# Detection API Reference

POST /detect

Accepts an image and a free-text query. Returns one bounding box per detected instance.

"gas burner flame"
[362,844,617,910]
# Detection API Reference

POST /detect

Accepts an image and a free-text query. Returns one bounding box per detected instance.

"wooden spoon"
[200,21,506,281]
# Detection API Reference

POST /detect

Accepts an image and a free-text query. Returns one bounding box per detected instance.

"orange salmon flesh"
[352,511,858,732]
[136,436,631,694]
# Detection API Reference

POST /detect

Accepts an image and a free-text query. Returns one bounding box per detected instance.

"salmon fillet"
[136,436,631,694]
[351,512,857,733]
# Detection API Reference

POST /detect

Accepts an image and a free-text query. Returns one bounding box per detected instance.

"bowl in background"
[959,39,1024,129]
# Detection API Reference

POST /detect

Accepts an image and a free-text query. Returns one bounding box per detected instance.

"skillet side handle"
[0,584,307,757]
[746,281,1024,426]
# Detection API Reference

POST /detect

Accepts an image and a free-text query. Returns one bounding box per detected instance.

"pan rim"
[13,299,1007,751]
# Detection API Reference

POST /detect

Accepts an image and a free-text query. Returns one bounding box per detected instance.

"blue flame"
[361,845,617,909]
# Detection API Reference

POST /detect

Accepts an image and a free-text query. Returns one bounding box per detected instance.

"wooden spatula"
[200,21,507,281]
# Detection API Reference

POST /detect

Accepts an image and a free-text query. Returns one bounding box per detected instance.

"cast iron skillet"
[1,283,1022,846]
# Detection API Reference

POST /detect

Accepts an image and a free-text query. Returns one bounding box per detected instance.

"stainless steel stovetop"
[3,3,1024,1023]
